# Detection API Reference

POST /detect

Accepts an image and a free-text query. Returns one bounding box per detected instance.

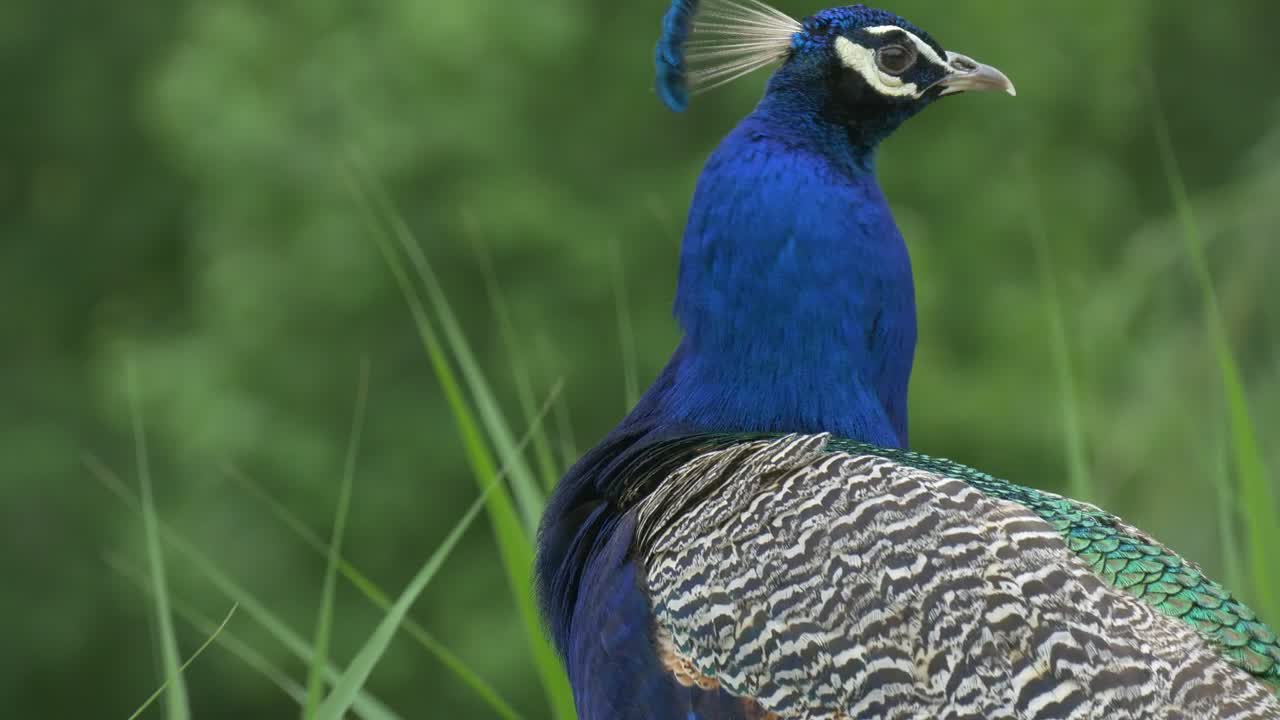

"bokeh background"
[5,0,1280,717]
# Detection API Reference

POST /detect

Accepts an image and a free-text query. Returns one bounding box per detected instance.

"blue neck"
[626,82,917,448]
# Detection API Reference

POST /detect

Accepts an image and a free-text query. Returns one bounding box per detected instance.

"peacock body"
[536,2,1280,717]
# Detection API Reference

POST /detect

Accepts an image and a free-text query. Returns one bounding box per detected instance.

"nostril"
[951,56,978,72]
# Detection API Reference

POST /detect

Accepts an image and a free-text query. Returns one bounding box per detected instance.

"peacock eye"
[875,44,916,76]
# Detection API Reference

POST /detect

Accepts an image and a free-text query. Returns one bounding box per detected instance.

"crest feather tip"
[655,0,697,111]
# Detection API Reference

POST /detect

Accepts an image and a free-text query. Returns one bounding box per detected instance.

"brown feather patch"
[655,630,720,690]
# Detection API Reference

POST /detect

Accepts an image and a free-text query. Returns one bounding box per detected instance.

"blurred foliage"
[4,0,1280,717]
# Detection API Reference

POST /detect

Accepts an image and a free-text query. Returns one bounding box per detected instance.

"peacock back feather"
[830,437,1280,690]
[624,434,1280,717]
[618,432,1280,695]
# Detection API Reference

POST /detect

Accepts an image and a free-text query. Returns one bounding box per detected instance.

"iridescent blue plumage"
[655,0,697,110]
[645,100,916,445]
[534,2,1276,718]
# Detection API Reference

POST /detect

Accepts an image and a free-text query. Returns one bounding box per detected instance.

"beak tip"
[1006,85,1018,97]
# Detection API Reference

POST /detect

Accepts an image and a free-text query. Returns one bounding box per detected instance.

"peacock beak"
[937,52,1016,97]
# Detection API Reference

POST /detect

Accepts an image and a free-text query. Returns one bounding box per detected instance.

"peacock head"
[656,1,1014,141]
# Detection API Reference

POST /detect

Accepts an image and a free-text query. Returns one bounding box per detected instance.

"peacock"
[535,1,1280,717]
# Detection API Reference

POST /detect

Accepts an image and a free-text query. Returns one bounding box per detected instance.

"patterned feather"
[840,438,1280,687]
[628,434,1280,718]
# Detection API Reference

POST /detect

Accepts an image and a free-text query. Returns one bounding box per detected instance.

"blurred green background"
[5,0,1280,716]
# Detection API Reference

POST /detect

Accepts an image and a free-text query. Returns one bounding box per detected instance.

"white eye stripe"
[834,35,921,98]
[861,25,947,68]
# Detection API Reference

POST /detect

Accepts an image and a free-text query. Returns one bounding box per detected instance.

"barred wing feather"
[635,434,1280,719]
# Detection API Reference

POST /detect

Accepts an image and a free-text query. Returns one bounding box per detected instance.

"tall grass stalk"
[1150,86,1280,620]
[1210,420,1247,594]
[1022,166,1095,501]
[396,226,546,533]
[465,223,564,492]
[552,395,578,477]
[346,164,576,719]
[224,463,524,720]
[110,554,308,705]
[223,371,570,720]
[304,359,371,718]
[126,604,237,720]
[108,364,552,720]
[86,456,402,720]
[313,489,490,720]
[356,175,545,536]
[539,334,579,470]
[128,362,190,720]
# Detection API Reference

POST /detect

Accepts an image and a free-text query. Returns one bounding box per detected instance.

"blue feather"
[636,65,918,447]
[539,428,781,719]
[655,0,698,111]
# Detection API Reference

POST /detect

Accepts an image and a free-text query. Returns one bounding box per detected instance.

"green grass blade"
[1150,85,1280,620]
[609,236,640,410]
[126,603,237,720]
[223,374,569,720]
[129,363,190,720]
[304,358,371,718]
[345,166,575,719]
[389,216,544,534]
[224,464,524,720]
[313,490,489,720]
[361,203,557,710]
[355,175,543,535]
[466,226,563,493]
[552,394,577,474]
[1022,165,1094,501]
[1210,419,1247,594]
[86,457,402,720]
[110,553,308,706]
[538,334,578,471]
